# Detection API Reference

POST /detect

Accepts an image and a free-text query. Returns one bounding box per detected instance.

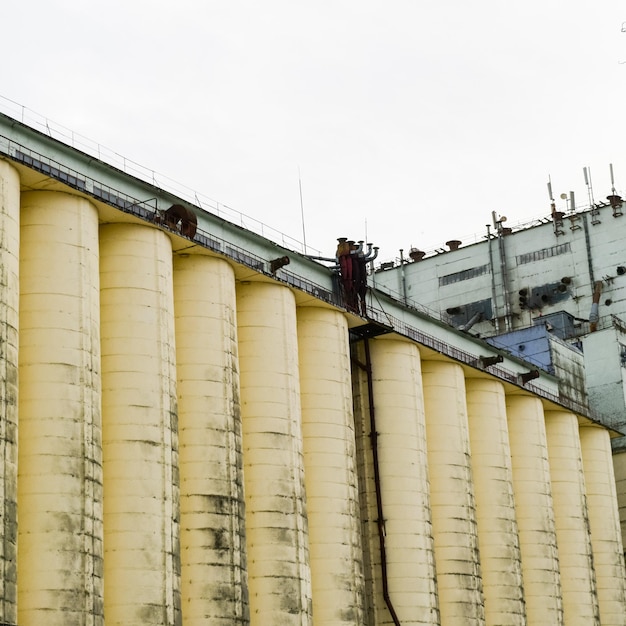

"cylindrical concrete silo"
[236,281,312,625]
[421,360,485,626]
[18,191,103,626]
[100,223,180,626]
[363,337,439,625]
[579,425,626,625]
[505,395,563,625]
[0,160,20,626]
[173,254,248,625]
[351,340,377,624]
[465,378,525,625]
[544,410,600,626]
[613,449,626,559]
[296,306,364,625]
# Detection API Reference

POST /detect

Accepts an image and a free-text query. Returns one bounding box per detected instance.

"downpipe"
[355,337,402,626]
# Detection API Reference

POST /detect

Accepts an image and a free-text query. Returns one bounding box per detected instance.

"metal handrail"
[0,96,321,256]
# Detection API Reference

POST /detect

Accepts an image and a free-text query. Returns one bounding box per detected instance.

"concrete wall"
[375,206,626,337]
[583,327,626,434]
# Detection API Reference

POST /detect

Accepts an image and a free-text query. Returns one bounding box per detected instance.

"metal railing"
[363,302,602,422]
[1,133,339,311]
[0,95,320,256]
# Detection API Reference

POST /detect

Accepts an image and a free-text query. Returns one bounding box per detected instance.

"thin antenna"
[298,166,307,254]
[610,163,616,194]
[547,176,556,214]
[583,166,596,207]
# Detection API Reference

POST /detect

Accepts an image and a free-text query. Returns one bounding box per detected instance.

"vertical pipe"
[486,225,500,334]
[360,338,401,626]
[421,360,485,626]
[173,255,248,625]
[544,410,600,626]
[100,223,180,626]
[505,395,563,625]
[297,307,364,625]
[581,213,595,287]
[236,281,312,625]
[579,425,626,624]
[465,379,525,625]
[351,341,377,624]
[364,337,439,625]
[399,249,407,304]
[18,191,103,625]
[0,160,19,626]
[496,229,512,332]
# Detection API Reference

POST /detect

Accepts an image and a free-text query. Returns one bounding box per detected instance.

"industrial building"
[0,108,625,625]
[373,183,626,561]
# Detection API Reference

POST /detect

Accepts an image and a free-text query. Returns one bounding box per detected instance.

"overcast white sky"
[2,1,625,260]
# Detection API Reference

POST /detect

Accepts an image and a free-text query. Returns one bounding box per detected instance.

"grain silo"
[0,108,624,626]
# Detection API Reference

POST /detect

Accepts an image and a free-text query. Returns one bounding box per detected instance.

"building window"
[516,243,571,265]
[439,264,489,287]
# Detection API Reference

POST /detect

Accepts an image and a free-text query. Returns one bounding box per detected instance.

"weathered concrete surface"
[237,282,312,626]
[174,255,249,624]
[19,191,103,625]
[0,161,19,626]
[100,223,180,626]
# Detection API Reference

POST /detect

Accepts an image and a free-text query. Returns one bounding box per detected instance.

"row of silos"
[351,338,626,625]
[0,172,363,626]
[0,163,625,626]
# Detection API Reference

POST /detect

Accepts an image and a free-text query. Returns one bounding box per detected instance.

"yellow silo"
[465,378,525,625]
[361,337,440,625]
[18,191,103,625]
[505,395,563,625]
[100,223,180,625]
[173,254,249,624]
[421,360,485,626]
[0,160,19,626]
[236,281,312,625]
[544,410,600,626]
[579,424,626,624]
[297,306,364,625]
[614,451,626,559]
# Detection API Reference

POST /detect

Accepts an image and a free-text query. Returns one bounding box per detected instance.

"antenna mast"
[298,167,307,254]
[583,166,595,207]
[547,176,557,214]
[610,163,617,195]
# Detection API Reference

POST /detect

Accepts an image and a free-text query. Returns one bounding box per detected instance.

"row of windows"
[15,150,86,190]
[224,246,264,271]
[439,241,573,288]
[439,264,489,286]
[516,242,571,265]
